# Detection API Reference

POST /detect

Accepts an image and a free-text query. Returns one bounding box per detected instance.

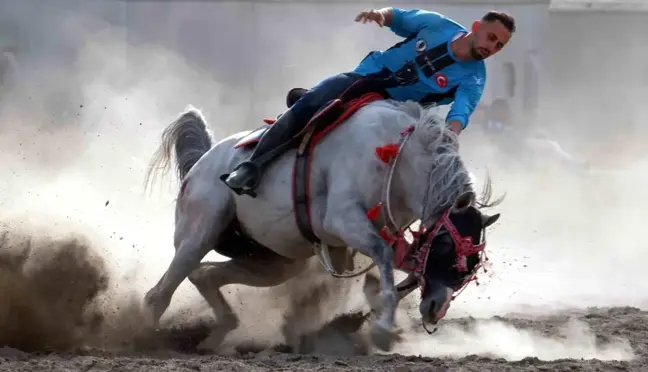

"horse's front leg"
[322,206,400,351]
[364,272,420,312]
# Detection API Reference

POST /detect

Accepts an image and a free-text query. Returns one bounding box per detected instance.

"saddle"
[231,87,385,244]
[233,88,342,151]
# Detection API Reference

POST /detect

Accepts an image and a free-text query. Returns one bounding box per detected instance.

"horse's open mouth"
[421,317,439,335]
[420,303,441,335]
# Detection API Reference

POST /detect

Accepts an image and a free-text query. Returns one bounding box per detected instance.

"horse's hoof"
[139,303,159,331]
[370,322,402,352]
[131,327,163,351]
[196,327,232,353]
[141,289,170,330]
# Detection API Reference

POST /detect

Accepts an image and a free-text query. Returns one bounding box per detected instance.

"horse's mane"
[372,100,503,221]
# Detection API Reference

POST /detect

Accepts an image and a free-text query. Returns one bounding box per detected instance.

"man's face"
[470,20,512,60]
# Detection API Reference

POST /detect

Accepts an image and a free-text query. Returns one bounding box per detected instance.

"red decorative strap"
[366,202,383,221]
[401,125,415,135]
[379,227,396,243]
[392,235,411,269]
[375,143,400,164]
[374,124,414,164]
[454,237,485,272]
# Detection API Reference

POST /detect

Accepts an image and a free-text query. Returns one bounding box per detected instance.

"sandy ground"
[0,307,642,371]
[0,220,640,372]
[0,224,641,372]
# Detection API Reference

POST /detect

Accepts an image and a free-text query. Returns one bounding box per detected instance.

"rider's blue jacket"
[354,8,486,129]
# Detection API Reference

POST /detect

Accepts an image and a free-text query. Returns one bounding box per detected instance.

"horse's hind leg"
[187,256,307,351]
[142,178,234,328]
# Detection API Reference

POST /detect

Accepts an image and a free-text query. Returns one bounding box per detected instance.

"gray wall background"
[121,1,549,128]
[2,0,641,150]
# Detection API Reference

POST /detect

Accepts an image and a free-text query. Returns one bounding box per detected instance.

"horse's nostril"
[428,300,436,316]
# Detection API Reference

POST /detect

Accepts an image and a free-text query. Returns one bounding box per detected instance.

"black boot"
[222,109,301,195]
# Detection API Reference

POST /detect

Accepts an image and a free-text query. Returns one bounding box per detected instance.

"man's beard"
[470,46,485,61]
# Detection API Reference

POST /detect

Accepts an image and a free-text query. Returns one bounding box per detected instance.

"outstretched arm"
[446,73,486,134]
[355,7,445,38]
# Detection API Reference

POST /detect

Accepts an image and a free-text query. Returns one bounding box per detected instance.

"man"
[223,7,515,195]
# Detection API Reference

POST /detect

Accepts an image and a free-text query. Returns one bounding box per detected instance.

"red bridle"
[384,208,488,297]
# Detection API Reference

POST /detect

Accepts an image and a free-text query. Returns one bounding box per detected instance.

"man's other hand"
[354,9,386,27]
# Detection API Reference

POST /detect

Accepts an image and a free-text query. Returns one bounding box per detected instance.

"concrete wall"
[124,1,550,126]
[542,9,648,140]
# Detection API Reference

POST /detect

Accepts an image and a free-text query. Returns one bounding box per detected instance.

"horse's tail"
[144,106,214,191]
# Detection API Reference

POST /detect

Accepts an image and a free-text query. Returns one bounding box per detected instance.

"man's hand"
[447,120,462,150]
[354,8,390,27]
[447,120,463,135]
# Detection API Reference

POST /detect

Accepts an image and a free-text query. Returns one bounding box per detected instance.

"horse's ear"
[453,191,475,212]
[481,213,500,228]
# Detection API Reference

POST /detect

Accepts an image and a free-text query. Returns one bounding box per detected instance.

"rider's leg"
[222,72,364,192]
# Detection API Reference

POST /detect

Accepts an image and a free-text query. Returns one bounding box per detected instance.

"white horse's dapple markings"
[142,97,502,351]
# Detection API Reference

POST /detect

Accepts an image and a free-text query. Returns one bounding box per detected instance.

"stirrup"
[219,161,262,198]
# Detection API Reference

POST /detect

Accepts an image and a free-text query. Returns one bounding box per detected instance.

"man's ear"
[471,20,481,33]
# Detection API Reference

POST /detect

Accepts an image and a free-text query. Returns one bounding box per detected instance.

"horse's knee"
[187,267,203,286]
[188,262,223,289]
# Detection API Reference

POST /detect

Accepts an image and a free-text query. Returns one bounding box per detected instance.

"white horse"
[142,96,502,351]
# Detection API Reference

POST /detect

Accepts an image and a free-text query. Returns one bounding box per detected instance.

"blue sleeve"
[446,70,486,129]
[389,8,445,38]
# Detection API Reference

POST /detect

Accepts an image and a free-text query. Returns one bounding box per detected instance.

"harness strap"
[393,39,458,86]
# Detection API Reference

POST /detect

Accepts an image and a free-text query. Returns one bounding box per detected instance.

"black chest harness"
[370,36,461,105]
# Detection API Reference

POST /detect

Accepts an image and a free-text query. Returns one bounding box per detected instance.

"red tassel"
[379,228,395,243]
[366,203,383,221]
[263,118,276,125]
[375,143,400,164]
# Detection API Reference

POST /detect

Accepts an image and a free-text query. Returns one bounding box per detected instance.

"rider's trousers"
[289,68,397,133]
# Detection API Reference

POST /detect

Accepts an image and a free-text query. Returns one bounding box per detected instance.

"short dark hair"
[482,11,516,33]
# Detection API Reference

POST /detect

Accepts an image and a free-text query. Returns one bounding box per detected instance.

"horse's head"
[396,191,500,330]
[391,105,503,328]
[366,101,502,330]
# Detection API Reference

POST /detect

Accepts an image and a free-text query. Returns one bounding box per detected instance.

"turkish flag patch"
[434,73,448,88]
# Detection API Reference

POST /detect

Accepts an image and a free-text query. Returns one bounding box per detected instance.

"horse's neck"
[387,133,428,228]
[353,101,441,228]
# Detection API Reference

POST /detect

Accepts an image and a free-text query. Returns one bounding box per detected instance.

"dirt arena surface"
[0,221,640,372]
[0,306,643,371]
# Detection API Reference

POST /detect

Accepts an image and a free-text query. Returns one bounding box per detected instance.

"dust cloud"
[0,0,363,354]
[0,0,645,365]
[0,221,108,352]
[0,0,246,349]
[396,317,633,361]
